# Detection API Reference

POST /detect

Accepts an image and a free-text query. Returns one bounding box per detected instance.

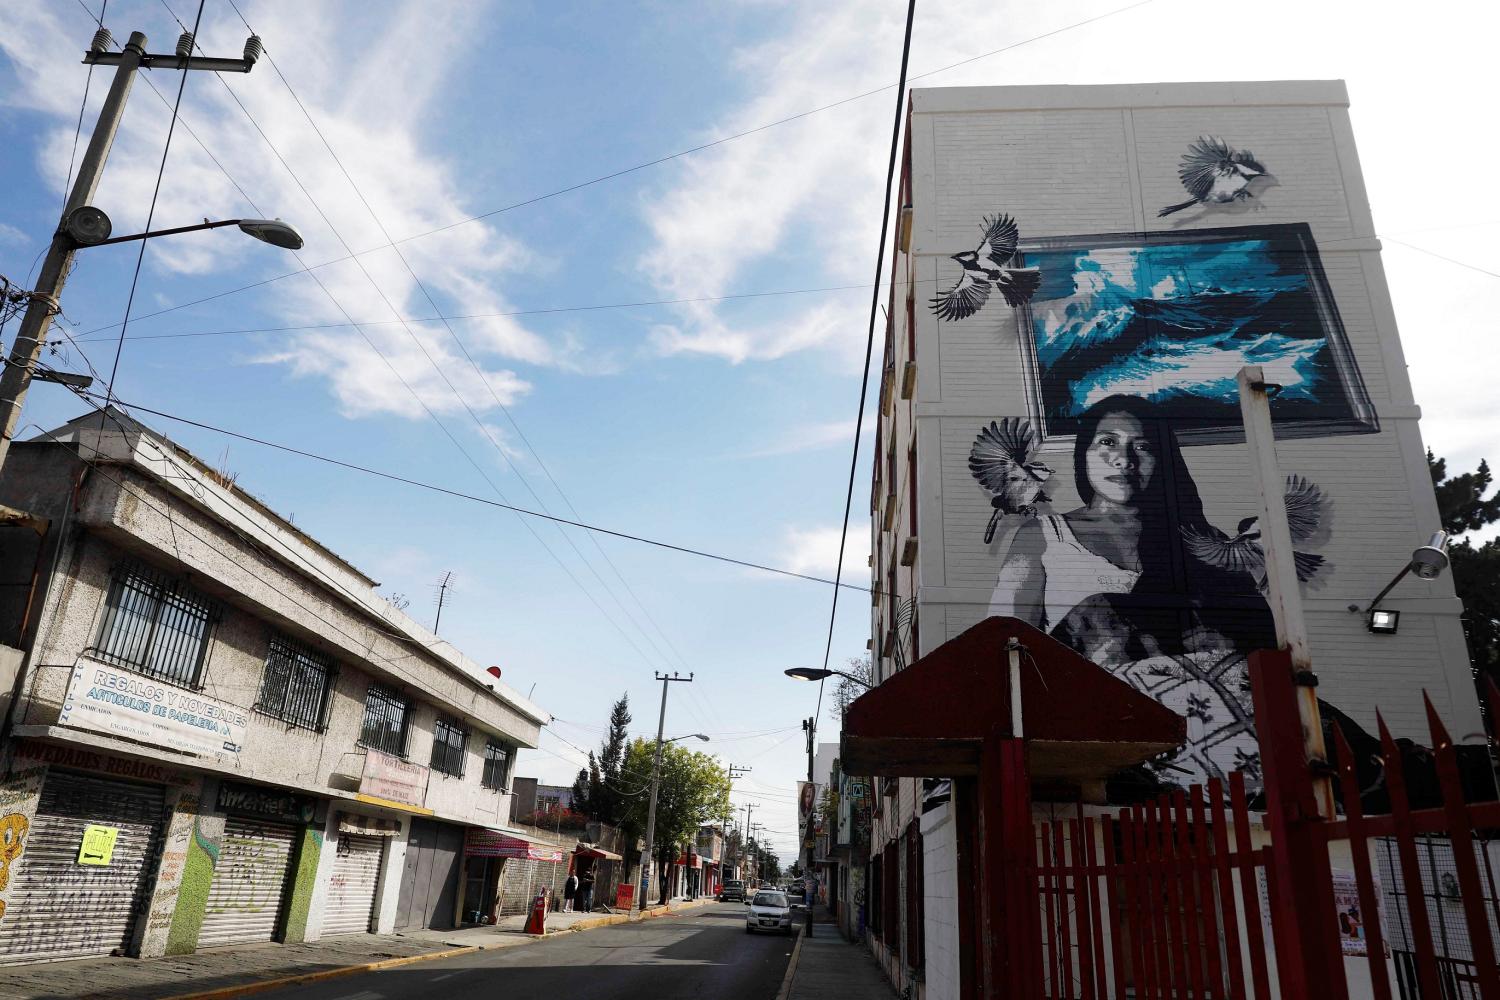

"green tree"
[570,694,632,825]
[1428,451,1500,715]
[619,737,732,903]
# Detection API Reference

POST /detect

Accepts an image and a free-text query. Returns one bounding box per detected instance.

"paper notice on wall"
[77,824,118,866]
[1258,866,1387,958]
[59,658,248,758]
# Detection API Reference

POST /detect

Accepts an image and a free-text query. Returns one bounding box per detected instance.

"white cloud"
[0,221,29,247]
[778,523,870,583]
[744,418,871,458]
[0,0,557,420]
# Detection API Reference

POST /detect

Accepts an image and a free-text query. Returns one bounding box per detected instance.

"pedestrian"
[578,866,596,913]
[563,871,578,913]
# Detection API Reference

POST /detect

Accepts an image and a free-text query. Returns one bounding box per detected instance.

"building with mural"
[0,410,552,964]
[863,80,1480,1000]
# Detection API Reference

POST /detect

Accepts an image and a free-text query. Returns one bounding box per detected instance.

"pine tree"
[1428,451,1500,720]
[596,693,632,826]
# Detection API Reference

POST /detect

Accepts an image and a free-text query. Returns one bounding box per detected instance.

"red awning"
[575,845,623,861]
[465,828,565,861]
[842,616,1185,781]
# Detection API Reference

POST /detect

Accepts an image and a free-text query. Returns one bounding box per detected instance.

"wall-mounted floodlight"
[1360,531,1451,635]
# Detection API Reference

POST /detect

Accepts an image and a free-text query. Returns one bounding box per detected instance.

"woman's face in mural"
[1085,411,1157,506]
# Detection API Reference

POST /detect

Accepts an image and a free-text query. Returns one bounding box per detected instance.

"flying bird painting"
[930,213,1042,321]
[1158,136,1268,218]
[968,417,1054,542]
[1181,474,1327,589]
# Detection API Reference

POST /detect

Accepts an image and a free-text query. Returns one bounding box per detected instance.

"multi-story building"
[864,81,1481,1000]
[0,410,551,964]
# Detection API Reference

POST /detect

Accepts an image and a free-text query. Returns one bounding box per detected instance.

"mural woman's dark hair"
[1070,394,1212,591]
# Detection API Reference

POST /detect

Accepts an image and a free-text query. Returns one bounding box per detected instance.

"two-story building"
[862,81,1482,1000]
[0,410,551,964]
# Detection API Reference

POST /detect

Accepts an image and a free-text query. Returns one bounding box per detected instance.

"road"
[257,903,796,1000]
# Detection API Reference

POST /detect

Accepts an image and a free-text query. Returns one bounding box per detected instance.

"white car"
[745,889,793,935]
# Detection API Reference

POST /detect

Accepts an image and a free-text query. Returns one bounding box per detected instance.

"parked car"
[745,889,793,935]
[718,879,745,902]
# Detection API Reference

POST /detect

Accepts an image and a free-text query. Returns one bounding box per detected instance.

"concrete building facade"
[863,81,1480,1000]
[0,412,549,964]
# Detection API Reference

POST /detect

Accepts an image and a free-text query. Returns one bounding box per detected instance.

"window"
[95,563,216,687]
[359,685,409,756]
[482,740,512,790]
[430,717,468,777]
[255,635,334,730]
[905,820,924,969]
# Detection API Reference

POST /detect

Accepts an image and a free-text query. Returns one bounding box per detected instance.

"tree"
[569,751,601,820]
[619,738,732,903]
[1429,451,1500,717]
[832,656,873,721]
[572,694,632,825]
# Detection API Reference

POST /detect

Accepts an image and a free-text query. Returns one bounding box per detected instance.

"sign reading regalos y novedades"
[59,659,248,757]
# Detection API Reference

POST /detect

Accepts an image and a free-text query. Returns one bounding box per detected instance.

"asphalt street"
[256,903,797,1000]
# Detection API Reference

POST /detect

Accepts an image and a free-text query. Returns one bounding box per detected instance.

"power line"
[68,388,872,594]
[65,1,1156,339]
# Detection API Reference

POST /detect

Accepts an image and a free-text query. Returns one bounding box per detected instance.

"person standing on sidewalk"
[563,872,578,913]
[578,866,596,913]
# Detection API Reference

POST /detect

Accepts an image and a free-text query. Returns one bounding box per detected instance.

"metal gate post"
[1247,647,1347,1000]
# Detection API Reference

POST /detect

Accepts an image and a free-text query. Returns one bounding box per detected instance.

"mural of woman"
[986,394,1277,787]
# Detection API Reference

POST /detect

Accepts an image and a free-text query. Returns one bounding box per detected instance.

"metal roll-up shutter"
[0,770,165,964]
[197,818,299,948]
[322,833,384,935]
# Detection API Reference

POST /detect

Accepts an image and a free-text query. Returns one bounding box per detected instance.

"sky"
[3,0,1497,862]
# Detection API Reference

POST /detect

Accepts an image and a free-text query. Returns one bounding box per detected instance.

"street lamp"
[0,27,298,478]
[1359,531,1452,635]
[784,666,873,687]
[665,733,710,743]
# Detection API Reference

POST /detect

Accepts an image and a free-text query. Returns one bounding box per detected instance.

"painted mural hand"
[930,213,1042,320]
[968,418,1053,542]
[1158,136,1268,217]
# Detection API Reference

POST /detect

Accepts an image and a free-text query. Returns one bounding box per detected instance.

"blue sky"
[4,0,1498,859]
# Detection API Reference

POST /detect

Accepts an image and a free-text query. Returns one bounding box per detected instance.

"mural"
[0,814,28,919]
[974,396,1340,785]
[930,213,1041,320]
[1015,224,1376,443]
[1158,136,1268,218]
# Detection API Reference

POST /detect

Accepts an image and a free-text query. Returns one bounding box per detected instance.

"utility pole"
[802,716,817,934]
[638,671,692,912]
[725,764,748,880]
[0,28,262,479]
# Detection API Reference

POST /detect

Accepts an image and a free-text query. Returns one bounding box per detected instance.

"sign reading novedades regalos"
[59,658,248,758]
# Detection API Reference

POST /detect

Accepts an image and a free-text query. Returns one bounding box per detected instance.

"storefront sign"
[217,780,315,825]
[615,883,635,910]
[12,739,191,785]
[358,751,428,809]
[77,825,118,866]
[58,660,248,758]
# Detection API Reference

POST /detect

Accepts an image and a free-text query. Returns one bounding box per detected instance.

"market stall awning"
[842,616,1184,782]
[465,828,565,862]
[575,845,623,861]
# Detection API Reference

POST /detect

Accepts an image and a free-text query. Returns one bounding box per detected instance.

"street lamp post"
[0,27,293,479]
[638,669,697,913]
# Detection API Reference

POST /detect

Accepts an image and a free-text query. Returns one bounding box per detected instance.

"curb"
[160,945,479,1000]
[159,898,719,1000]
[775,926,806,1000]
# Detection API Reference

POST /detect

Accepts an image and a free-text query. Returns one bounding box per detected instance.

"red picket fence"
[1024,658,1500,1000]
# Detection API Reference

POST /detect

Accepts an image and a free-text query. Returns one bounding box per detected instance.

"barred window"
[359,685,409,756]
[430,718,468,777]
[255,635,334,730]
[95,563,216,687]
[482,740,512,790]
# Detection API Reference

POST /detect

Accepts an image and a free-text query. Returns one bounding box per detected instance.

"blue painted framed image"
[1013,223,1377,444]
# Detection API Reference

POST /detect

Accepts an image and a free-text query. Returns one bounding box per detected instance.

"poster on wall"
[1012,223,1376,444]
[59,658,248,758]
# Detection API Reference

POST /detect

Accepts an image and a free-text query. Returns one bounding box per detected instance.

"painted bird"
[1158,136,1267,218]
[1181,474,1326,589]
[929,213,1042,321]
[968,417,1054,543]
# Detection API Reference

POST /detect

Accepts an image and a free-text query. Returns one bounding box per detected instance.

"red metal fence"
[1025,656,1500,1000]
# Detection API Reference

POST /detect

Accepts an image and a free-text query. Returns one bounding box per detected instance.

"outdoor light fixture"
[665,733,710,743]
[784,666,872,687]
[65,209,305,251]
[1360,531,1451,635]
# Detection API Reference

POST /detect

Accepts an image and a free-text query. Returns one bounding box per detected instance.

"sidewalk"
[783,905,896,1000]
[0,898,716,1000]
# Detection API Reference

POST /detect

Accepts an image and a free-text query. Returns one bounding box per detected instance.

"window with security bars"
[482,740,512,790]
[359,685,409,756]
[255,635,334,730]
[94,563,216,687]
[430,718,468,777]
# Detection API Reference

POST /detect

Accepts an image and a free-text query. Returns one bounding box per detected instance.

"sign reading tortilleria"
[59,658,248,757]
[359,750,429,809]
